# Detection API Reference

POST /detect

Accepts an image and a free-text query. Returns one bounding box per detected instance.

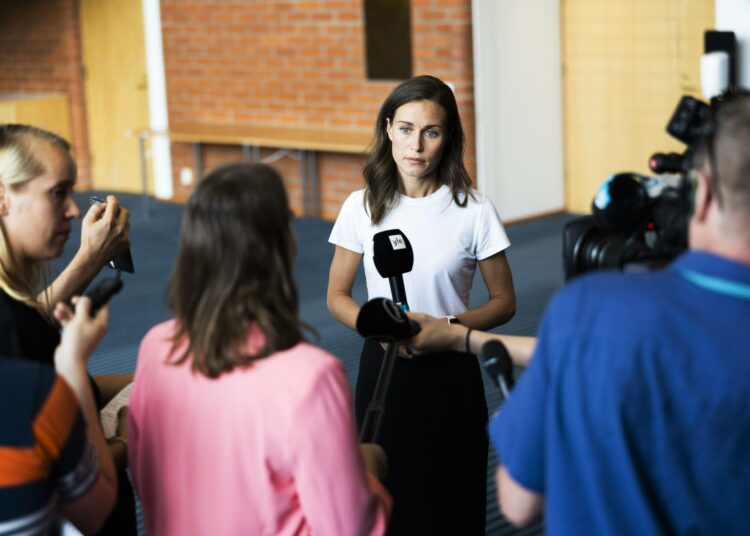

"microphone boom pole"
[359,229,415,443]
[359,341,400,442]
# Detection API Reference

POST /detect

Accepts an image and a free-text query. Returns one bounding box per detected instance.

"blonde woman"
[0,124,135,534]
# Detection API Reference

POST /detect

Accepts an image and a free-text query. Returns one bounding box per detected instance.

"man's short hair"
[712,94,750,222]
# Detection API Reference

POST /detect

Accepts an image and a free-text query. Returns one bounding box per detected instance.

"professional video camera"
[562,94,716,280]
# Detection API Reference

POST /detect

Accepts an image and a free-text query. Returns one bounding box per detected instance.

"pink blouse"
[128,320,390,535]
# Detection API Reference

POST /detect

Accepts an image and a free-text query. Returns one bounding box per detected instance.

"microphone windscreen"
[480,340,514,387]
[356,298,421,340]
[373,229,414,278]
[592,173,649,235]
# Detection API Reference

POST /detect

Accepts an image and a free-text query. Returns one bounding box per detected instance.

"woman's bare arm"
[327,246,364,330]
[456,251,516,330]
[406,312,535,367]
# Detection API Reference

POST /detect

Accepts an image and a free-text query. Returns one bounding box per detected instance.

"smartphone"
[83,277,124,317]
[89,196,135,273]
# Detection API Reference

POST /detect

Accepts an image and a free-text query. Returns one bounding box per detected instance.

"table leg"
[307,151,320,217]
[193,142,203,180]
[138,132,150,220]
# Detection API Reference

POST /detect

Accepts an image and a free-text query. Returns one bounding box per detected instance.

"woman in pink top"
[128,163,391,535]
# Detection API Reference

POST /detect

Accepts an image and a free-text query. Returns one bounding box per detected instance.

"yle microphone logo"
[389,234,406,250]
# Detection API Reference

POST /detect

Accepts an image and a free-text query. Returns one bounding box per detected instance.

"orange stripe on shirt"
[0,445,49,486]
[0,377,80,486]
[33,376,79,460]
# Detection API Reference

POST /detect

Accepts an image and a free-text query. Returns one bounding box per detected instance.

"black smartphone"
[83,277,123,317]
[89,196,135,273]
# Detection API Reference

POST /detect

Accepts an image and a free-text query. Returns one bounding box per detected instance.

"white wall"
[716,0,750,89]
[472,0,564,222]
[142,0,173,199]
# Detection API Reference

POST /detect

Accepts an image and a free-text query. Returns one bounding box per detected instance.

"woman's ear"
[386,117,393,141]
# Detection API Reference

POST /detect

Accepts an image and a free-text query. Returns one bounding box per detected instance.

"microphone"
[480,340,515,401]
[356,298,421,341]
[372,229,413,310]
[591,173,649,235]
[649,152,685,174]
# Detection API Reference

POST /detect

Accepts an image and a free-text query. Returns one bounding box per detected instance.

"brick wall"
[0,0,91,187]
[161,0,475,219]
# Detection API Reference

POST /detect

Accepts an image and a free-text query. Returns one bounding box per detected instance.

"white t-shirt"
[329,185,510,317]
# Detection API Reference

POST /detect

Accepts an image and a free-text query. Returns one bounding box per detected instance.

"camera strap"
[679,269,750,301]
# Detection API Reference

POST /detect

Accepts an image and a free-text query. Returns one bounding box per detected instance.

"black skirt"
[356,339,488,536]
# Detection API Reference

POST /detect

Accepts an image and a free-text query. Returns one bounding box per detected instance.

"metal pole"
[139,131,151,220]
[359,341,400,443]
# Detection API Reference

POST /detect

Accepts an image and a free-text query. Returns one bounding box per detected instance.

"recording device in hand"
[480,340,514,401]
[356,298,421,341]
[83,277,123,317]
[90,196,135,274]
[372,229,413,310]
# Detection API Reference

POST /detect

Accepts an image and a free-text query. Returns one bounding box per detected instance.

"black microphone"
[591,173,649,235]
[356,298,421,341]
[649,152,685,174]
[356,298,420,443]
[480,340,515,401]
[372,229,413,311]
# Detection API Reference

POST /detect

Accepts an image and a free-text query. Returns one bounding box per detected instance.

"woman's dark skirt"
[355,339,488,536]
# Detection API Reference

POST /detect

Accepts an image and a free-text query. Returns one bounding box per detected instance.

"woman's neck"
[400,176,440,198]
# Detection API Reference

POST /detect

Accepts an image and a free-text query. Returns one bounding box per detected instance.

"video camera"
[562,94,718,280]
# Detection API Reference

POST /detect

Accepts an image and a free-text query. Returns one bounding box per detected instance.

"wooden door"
[562,0,714,212]
[80,0,150,193]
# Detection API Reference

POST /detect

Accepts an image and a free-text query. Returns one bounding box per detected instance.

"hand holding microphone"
[358,230,416,443]
[480,340,515,401]
[356,298,421,341]
[356,297,420,443]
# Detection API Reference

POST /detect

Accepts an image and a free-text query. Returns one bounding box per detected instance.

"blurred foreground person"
[490,95,750,534]
[0,298,116,534]
[129,163,391,535]
[0,124,135,534]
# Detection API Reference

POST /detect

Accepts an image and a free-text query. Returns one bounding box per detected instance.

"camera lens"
[577,231,627,272]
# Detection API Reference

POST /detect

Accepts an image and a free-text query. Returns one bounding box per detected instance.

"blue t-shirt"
[489,251,750,535]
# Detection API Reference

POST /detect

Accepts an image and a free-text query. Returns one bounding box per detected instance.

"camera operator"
[480,94,750,534]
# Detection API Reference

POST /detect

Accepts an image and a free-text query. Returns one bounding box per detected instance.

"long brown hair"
[363,75,473,224]
[166,163,302,378]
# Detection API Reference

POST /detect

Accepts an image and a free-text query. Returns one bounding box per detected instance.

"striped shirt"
[0,359,98,535]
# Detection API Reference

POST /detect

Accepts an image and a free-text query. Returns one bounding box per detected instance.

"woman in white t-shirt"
[327,75,516,535]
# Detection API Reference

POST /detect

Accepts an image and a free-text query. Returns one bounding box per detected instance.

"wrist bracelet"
[465,328,473,355]
[107,435,128,449]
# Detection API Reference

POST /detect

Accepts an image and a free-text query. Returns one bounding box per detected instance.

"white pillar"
[716,0,750,90]
[471,0,564,221]
[142,0,173,199]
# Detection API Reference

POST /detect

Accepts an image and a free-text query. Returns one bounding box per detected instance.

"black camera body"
[562,95,715,281]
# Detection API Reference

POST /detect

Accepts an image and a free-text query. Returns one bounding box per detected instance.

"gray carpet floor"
[53,192,578,535]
